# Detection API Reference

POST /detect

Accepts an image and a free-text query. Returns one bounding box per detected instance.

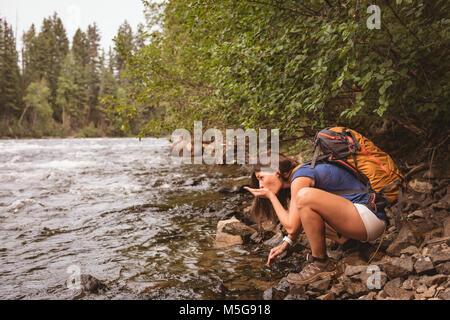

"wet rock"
[222,219,257,238]
[414,257,435,275]
[386,225,419,257]
[380,256,414,279]
[263,232,283,247]
[408,179,433,193]
[80,274,107,294]
[214,216,245,248]
[218,184,249,194]
[270,278,293,300]
[436,262,450,275]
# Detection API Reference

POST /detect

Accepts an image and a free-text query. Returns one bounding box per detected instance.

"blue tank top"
[291,163,387,221]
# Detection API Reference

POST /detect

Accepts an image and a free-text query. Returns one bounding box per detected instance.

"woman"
[244,153,387,285]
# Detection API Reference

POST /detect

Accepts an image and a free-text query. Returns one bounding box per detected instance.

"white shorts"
[354,203,386,242]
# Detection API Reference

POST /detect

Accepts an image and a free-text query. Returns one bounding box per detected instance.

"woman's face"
[255,170,282,194]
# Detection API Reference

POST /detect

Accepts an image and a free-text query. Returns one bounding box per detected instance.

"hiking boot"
[286,255,337,285]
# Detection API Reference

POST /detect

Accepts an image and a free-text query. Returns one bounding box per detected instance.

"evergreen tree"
[71,28,89,67]
[86,23,101,126]
[22,24,39,90]
[113,20,134,84]
[35,12,69,122]
[0,18,22,119]
[56,52,88,130]
[23,79,54,136]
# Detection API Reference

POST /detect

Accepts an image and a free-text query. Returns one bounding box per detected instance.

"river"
[0,138,282,299]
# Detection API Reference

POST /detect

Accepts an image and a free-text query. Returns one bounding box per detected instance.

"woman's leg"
[295,187,367,259]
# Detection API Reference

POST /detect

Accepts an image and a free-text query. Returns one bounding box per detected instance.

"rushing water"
[0,138,282,300]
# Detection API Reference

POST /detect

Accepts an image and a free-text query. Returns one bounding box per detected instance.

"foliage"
[111,0,449,146]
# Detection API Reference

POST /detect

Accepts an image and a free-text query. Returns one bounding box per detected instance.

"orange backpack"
[308,127,406,205]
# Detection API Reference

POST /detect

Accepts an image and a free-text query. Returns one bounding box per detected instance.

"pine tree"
[0,18,22,119]
[86,23,101,126]
[22,24,40,89]
[56,52,88,130]
[35,12,69,123]
[113,20,134,84]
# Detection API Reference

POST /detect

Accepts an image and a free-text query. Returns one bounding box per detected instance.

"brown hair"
[249,152,299,229]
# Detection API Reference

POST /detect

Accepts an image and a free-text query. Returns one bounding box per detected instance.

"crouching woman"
[244,153,387,285]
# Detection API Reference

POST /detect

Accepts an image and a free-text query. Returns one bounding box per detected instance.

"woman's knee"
[296,187,316,208]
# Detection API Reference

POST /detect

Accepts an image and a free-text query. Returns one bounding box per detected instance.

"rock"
[384,278,414,300]
[222,219,257,238]
[79,274,107,294]
[400,246,420,256]
[436,262,450,275]
[401,276,417,290]
[422,169,437,180]
[407,210,424,219]
[431,252,450,264]
[444,217,450,238]
[416,284,427,293]
[214,216,245,248]
[380,256,414,279]
[438,288,450,300]
[263,232,284,247]
[307,278,331,292]
[284,293,308,300]
[408,179,433,193]
[422,285,437,298]
[414,257,435,275]
[330,281,345,297]
[342,276,369,296]
[419,274,448,287]
[386,225,419,257]
[432,194,450,211]
[317,292,336,300]
[263,287,273,300]
[270,278,295,300]
[358,291,377,300]
[344,265,368,278]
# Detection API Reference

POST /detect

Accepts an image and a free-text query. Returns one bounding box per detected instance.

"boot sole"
[286,270,337,285]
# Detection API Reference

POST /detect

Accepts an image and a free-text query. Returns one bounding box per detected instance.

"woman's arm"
[268,176,314,235]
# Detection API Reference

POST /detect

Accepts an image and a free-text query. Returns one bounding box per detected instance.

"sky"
[0,0,153,52]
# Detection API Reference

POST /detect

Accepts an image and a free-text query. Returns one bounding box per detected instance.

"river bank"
[211,139,450,300]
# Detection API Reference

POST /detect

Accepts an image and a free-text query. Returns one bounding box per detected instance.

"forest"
[0,12,150,138]
[1,0,449,159]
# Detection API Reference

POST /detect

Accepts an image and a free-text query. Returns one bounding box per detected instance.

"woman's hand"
[267,243,288,267]
[243,187,274,200]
